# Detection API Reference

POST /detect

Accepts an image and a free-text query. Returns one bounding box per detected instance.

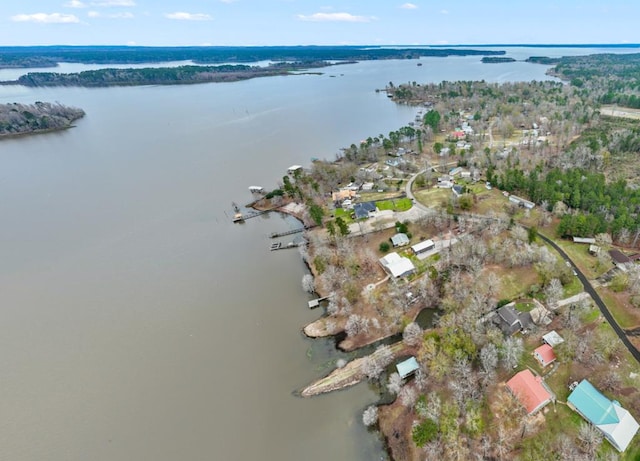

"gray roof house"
[495,304,532,335]
[353,201,377,220]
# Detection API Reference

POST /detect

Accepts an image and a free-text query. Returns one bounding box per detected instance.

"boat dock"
[307,295,332,309]
[269,227,306,238]
[270,240,306,251]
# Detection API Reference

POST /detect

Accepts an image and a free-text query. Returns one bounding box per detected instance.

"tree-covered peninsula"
[7,61,338,88]
[0,102,85,137]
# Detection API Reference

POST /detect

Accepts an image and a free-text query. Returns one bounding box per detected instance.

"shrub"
[379,242,390,253]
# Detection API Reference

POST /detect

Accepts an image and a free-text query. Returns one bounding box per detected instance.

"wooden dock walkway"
[269,227,306,238]
[270,241,305,251]
[308,295,332,309]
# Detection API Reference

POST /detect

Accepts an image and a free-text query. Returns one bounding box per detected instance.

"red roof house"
[534,344,556,367]
[506,370,553,415]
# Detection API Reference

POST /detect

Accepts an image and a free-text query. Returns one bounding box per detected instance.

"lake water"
[0,46,632,460]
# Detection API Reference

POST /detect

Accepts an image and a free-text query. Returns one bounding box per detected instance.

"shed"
[391,233,410,248]
[573,237,596,244]
[568,380,639,452]
[589,244,600,255]
[396,357,420,379]
[609,249,632,265]
[506,369,553,415]
[533,344,556,367]
[542,330,564,347]
[411,239,435,255]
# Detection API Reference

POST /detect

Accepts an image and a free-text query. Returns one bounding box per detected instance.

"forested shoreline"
[0,102,85,137]
[0,45,506,69]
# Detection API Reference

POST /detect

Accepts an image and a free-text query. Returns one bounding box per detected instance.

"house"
[568,380,639,452]
[589,244,601,256]
[391,233,410,248]
[411,239,435,255]
[361,182,374,191]
[396,356,420,379]
[542,330,564,347]
[452,185,464,198]
[353,202,377,220]
[386,158,404,168]
[379,252,416,279]
[449,167,463,177]
[533,343,556,367]
[506,369,553,415]
[287,165,303,175]
[332,189,357,202]
[495,304,532,335]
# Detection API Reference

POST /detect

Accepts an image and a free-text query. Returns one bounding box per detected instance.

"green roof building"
[567,380,639,452]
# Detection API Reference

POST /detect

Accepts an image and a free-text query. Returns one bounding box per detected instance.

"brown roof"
[609,249,632,264]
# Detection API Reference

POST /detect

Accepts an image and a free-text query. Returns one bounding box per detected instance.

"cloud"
[88,10,133,18]
[400,3,418,9]
[219,0,237,3]
[91,0,136,6]
[11,13,80,23]
[64,0,87,7]
[297,12,375,23]
[165,12,212,21]
[440,9,449,14]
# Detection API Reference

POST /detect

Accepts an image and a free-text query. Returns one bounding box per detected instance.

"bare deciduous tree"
[403,322,423,347]
[362,405,378,426]
[301,274,315,293]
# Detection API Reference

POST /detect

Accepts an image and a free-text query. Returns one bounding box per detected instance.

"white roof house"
[391,233,410,248]
[287,165,303,174]
[542,331,564,347]
[379,252,416,278]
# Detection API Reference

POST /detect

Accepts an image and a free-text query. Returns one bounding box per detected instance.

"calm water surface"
[0,47,626,460]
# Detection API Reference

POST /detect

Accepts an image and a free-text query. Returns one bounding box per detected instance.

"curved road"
[405,170,640,363]
[535,231,640,364]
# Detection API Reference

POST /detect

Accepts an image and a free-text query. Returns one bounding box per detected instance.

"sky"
[0,0,639,47]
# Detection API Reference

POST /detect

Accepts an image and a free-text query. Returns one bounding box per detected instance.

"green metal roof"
[568,380,619,426]
[396,357,419,379]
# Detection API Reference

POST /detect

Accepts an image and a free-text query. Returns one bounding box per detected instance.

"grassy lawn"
[562,276,583,298]
[555,239,611,280]
[376,197,413,212]
[332,207,354,224]
[473,189,508,215]
[597,288,640,329]
[413,187,451,208]
[492,266,541,300]
[515,301,535,312]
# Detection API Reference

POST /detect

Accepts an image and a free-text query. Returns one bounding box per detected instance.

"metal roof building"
[568,380,639,452]
[396,357,420,379]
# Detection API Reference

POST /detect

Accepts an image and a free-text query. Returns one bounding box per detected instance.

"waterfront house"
[533,344,556,367]
[390,233,410,248]
[506,369,553,415]
[567,379,639,452]
[379,252,416,279]
[396,357,420,379]
[287,165,303,175]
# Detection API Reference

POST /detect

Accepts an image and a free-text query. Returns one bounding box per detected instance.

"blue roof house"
[567,380,639,452]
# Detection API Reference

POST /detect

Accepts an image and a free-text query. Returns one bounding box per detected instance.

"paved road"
[535,232,640,364]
